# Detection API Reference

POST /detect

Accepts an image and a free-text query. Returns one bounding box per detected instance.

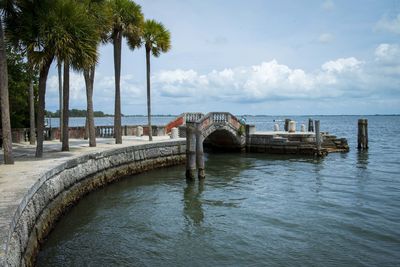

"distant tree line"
[45,109,112,118]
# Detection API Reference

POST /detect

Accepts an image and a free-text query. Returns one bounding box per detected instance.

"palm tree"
[82,0,112,147]
[28,53,36,145]
[46,0,99,151]
[141,19,171,141]
[5,0,56,157]
[0,16,14,164]
[6,0,98,155]
[57,58,63,142]
[109,0,143,144]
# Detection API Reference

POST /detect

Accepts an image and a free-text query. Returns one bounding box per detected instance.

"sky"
[45,0,400,115]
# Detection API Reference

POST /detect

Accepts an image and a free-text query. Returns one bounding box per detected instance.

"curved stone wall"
[1,141,186,267]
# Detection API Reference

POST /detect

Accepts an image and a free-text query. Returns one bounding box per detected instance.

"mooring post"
[284,119,291,131]
[196,122,205,179]
[185,123,197,180]
[315,120,321,152]
[308,118,314,132]
[358,119,368,150]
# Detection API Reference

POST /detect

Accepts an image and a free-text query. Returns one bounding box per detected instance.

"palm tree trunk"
[27,53,36,145]
[146,47,152,141]
[84,65,96,147]
[61,60,70,151]
[28,74,35,145]
[57,59,63,142]
[0,18,14,164]
[35,58,53,158]
[113,31,122,144]
[84,116,89,140]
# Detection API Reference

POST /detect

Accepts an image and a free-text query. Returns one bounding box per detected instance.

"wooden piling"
[308,118,314,132]
[284,119,291,131]
[185,123,196,180]
[358,119,368,150]
[315,120,321,152]
[196,123,205,179]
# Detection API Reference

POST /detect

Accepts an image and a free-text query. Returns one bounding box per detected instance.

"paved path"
[0,136,173,258]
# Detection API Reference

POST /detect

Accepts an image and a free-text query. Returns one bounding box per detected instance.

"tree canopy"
[5,45,38,128]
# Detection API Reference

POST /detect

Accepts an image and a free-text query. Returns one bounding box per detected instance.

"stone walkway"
[0,136,173,259]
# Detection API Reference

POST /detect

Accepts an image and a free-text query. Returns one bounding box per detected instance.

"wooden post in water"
[284,119,291,131]
[308,118,314,132]
[185,123,197,180]
[196,122,205,179]
[358,119,368,150]
[315,120,321,152]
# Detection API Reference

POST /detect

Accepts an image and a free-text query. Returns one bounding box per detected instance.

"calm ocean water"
[37,115,400,266]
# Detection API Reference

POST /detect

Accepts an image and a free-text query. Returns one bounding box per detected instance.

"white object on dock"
[288,121,296,133]
[171,127,179,139]
[136,126,143,137]
[274,123,280,131]
[301,124,306,132]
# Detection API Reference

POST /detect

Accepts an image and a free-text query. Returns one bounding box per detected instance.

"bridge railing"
[96,126,114,138]
[196,112,244,131]
[185,112,204,123]
[211,112,228,123]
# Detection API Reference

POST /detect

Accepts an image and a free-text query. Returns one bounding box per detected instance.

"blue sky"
[45,0,400,115]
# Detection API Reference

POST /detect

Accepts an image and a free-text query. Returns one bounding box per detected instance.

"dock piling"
[315,120,321,152]
[196,123,205,179]
[284,119,291,131]
[358,119,368,150]
[308,118,314,132]
[185,123,196,180]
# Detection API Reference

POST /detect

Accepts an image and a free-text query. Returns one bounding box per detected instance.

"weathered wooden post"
[315,120,321,152]
[358,119,368,150]
[185,123,196,180]
[308,118,314,132]
[196,122,205,179]
[284,119,291,131]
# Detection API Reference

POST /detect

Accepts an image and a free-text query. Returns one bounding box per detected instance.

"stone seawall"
[247,132,349,155]
[1,141,186,267]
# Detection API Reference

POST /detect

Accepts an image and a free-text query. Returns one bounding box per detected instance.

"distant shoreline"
[47,114,399,118]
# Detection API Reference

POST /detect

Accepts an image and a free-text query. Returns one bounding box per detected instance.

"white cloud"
[375,43,400,64]
[46,72,144,111]
[321,57,363,73]
[45,43,400,114]
[153,57,366,102]
[152,44,400,105]
[322,0,335,11]
[375,14,400,35]
[318,33,335,44]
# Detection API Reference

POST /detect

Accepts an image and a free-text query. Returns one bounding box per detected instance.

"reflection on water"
[356,150,369,169]
[183,180,204,225]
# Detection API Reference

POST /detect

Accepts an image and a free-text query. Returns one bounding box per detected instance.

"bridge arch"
[202,124,244,151]
[185,112,246,180]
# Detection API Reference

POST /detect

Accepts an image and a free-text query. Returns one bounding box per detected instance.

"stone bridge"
[166,112,349,180]
[183,112,246,180]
